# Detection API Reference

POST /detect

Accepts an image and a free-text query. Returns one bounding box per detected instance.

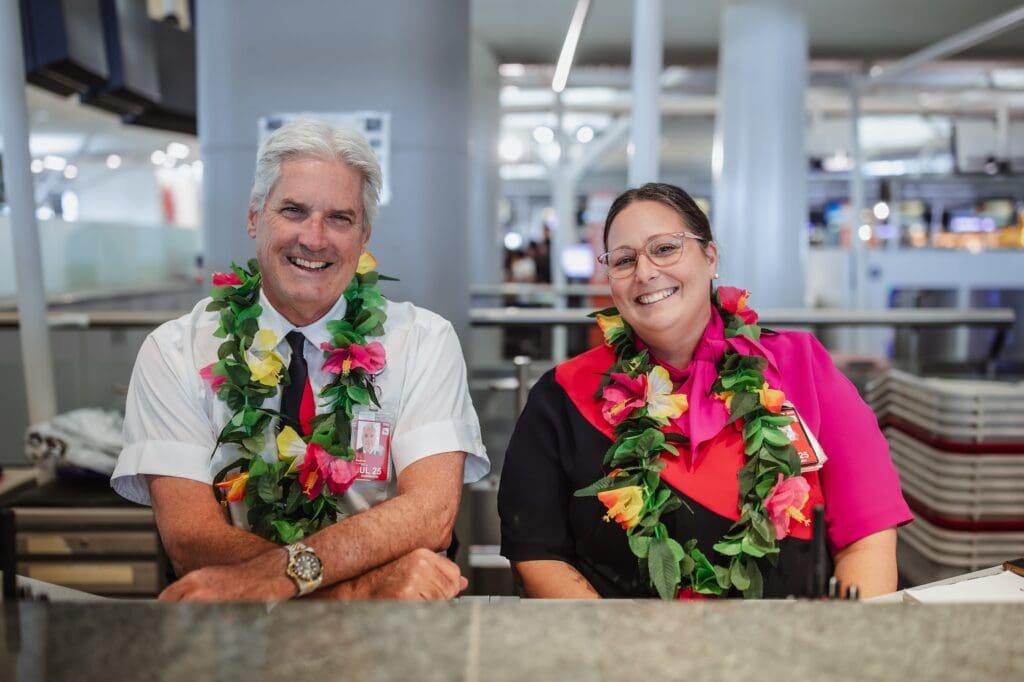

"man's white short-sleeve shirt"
[112,291,489,517]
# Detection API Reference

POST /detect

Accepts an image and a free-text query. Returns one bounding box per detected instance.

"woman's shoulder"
[759,328,832,373]
[760,327,824,353]
[555,344,616,387]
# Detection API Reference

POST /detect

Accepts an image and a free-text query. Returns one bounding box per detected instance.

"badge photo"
[351,407,393,482]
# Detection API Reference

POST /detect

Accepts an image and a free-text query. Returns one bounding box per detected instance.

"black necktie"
[280,331,308,435]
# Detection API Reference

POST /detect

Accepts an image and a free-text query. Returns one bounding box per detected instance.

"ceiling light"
[532,126,555,144]
[106,154,122,169]
[575,125,595,143]
[151,150,167,165]
[61,191,79,222]
[498,136,524,162]
[42,155,66,171]
[551,0,591,93]
[503,232,524,250]
[499,64,526,78]
[167,142,190,159]
[30,159,44,174]
[63,164,78,179]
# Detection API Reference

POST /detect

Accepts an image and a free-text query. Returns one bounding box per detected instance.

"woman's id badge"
[350,406,393,482]
[779,402,828,473]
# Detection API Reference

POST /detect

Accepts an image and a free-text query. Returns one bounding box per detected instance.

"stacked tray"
[865,370,1024,582]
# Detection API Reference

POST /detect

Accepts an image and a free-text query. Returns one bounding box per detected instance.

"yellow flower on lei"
[596,313,624,345]
[214,471,249,503]
[597,485,645,530]
[276,425,307,475]
[357,251,378,275]
[717,390,735,411]
[645,366,688,421]
[757,382,786,413]
[246,329,285,387]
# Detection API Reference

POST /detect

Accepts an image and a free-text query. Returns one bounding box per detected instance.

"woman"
[498,183,912,599]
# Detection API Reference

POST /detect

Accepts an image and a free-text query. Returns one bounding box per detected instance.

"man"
[111,119,489,600]
[356,423,384,459]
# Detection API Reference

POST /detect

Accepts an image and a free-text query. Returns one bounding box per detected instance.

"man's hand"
[326,548,467,600]
[158,549,294,602]
[357,548,467,600]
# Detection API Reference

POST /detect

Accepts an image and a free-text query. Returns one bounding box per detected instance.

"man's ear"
[246,207,259,238]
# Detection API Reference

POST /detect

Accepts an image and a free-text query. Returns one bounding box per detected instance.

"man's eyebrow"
[327,208,357,218]
[276,199,357,218]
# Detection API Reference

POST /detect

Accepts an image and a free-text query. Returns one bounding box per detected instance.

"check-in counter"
[0,599,1021,680]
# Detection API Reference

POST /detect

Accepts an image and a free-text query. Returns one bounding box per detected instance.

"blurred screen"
[561,244,595,279]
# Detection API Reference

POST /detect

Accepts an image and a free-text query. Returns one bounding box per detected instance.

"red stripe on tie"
[299,378,316,436]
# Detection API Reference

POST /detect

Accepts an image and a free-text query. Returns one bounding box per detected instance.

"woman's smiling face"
[605,200,717,360]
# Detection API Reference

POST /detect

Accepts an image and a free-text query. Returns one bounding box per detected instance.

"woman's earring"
[714,272,720,280]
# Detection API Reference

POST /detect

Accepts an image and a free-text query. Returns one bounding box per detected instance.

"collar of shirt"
[257,289,349,357]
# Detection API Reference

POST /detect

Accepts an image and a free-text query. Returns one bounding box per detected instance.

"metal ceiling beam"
[862,4,1024,88]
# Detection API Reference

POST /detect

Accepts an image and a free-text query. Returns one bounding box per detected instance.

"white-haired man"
[112,120,489,600]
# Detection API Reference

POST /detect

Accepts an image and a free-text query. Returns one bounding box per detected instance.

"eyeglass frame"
[597,231,708,279]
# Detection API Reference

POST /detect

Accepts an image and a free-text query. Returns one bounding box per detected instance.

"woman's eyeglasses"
[597,232,706,279]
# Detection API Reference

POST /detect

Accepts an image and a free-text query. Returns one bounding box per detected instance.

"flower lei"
[202,253,395,544]
[576,287,810,600]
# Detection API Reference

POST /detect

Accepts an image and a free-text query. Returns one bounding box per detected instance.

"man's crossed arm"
[149,451,467,601]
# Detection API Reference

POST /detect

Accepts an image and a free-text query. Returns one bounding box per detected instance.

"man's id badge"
[350,406,393,482]
[779,402,828,473]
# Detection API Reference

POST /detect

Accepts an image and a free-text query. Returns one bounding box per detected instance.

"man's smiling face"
[247,157,369,326]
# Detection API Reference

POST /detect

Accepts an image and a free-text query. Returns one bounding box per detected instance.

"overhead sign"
[258,111,391,206]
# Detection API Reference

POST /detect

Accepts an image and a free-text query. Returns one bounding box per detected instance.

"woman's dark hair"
[602,182,713,251]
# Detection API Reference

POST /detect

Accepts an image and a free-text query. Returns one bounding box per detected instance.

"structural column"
[629,0,663,187]
[196,0,472,336]
[0,0,58,427]
[711,0,808,307]
[468,37,503,364]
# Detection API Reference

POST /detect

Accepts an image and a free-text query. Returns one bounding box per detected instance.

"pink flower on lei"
[601,372,647,426]
[764,473,811,540]
[296,443,360,499]
[211,271,243,287]
[199,362,226,391]
[717,286,758,326]
[320,341,386,376]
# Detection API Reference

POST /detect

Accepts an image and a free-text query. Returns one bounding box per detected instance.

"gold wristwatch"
[284,542,323,596]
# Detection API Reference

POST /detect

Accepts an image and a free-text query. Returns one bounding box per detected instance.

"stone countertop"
[2,600,1023,681]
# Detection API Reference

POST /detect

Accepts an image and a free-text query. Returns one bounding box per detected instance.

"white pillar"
[711,0,808,307]
[468,38,502,365]
[0,1,58,426]
[551,166,574,363]
[848,82,868,352]
[849,83,866,301]
[629,0,662,187]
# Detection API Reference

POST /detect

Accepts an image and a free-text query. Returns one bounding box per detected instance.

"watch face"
[292,551,322,581]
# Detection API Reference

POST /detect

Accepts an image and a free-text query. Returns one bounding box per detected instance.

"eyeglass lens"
[604,235,686,278]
